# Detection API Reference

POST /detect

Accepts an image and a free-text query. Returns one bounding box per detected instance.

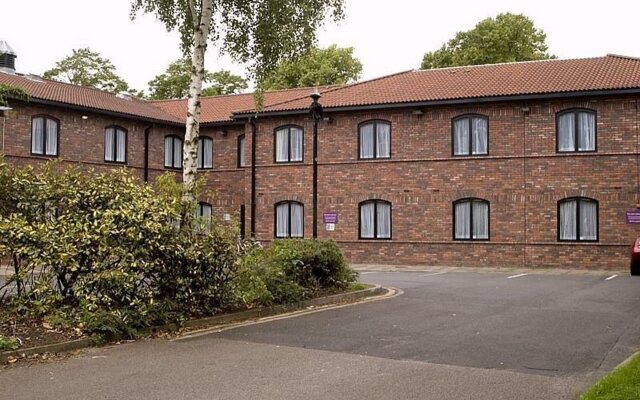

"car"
[631,238,640,276]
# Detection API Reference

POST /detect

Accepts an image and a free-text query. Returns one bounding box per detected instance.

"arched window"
[452,114,488,156]
[164,135,183,169]
[557,109,596,152]
[104,126,127,163]
[359,200,391,239]
[453,198,489,240]
[196,202,213,231]
[274,126,303,163]
[275,201,304,238]
[558,197,598,241]
[358,120,391,159]
[31,115,59,156]
[197,136,213,169]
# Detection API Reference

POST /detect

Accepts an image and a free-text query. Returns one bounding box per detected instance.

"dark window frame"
[274,200,304,238]
[197,201,213,218]
[30,115,60,157]
[237,134,246,168]
[451,114,489,157]
[104,125,128,164]
[452,198,490,241]
[274,125,304,164]
[164,135,183,170]
[555,108,598,153]
[557,197,599,242]
[197,136,213,170]
[357,120,392,160]
[358,199,392,240]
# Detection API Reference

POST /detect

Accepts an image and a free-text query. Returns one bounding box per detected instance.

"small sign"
[626,210,640,224]
[325,223,335,231]
[323,212,338,224]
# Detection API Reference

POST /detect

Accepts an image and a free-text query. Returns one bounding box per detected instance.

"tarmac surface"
[2,270,639,399]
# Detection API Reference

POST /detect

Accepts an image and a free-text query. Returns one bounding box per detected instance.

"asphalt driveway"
[2,270,640,399]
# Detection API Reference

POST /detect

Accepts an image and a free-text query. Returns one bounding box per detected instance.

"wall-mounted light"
[322,116,333,123]
[521,107,531,113]
[82,115,89,120]
[412,109,424,116]
[219,129,228,136]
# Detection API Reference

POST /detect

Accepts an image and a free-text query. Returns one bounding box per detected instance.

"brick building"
[1,42,639,270]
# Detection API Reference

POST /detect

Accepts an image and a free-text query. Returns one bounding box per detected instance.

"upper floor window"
[454,198,489,240]
[31,116,58,156]
[359,200,391,239]
[164,135,183,169]
[197,137,213,169]
[275,201,304,238]
[452,115,488,156]
[359,120,390,159]
[238,135,246,168]
[104,126,127,163]
[275,126,303,163]
[558,197,598,241]
[557,109,596,152]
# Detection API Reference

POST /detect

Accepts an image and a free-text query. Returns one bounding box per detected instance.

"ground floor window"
[275,201,304,238]
[359,200,391,239]
[558,197,598,241]
[454,198,489,240]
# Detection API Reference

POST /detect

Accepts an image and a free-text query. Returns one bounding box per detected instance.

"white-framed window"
[196,201,213,231]
[359,120,391,159]
[164,135,183,169]
[197,137,213,169]
[454,198,489,240]
[557,109,596,152]
[275,201,304,238]
[359,200,391,239]
[238,135,246,167]
[104,126,127,163]
[452,115,488,156]
[275,126,303,163]
[31,116,58,156]
[558,197,598,241]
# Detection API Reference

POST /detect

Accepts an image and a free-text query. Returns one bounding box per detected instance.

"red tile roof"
[235,55,640,115]
[3,55,640,124]
[0,71,182,124]
[151,85,336,124]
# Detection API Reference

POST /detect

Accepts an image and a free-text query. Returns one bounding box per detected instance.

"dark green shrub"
[0,159,237,338]
[231,239,357,307]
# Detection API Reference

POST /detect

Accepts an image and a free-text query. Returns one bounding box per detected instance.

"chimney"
[0,41,17,74]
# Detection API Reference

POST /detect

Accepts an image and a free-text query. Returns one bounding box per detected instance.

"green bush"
[230,239,357,307]
[0,159,237,338]
[0,335,19,351]
[0,158,356,340]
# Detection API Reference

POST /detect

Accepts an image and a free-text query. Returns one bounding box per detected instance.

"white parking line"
[605,275,618,281]
[419,272,448,277]
[507,273,529,279]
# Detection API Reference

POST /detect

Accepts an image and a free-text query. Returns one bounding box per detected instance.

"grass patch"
[0,335,19,351]
[350,283,369,291]
[580,353,640,400]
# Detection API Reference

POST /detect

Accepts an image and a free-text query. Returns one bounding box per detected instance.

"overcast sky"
[3,0,640,92]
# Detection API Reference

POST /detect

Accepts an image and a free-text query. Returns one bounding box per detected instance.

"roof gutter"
[231,88,640,119]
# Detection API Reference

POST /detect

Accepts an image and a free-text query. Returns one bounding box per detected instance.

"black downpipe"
[250,118,257,238]
[309,94,323,239]
[143,125,152,182]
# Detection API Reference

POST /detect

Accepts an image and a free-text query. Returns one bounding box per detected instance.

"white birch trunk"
[183,0,214,206]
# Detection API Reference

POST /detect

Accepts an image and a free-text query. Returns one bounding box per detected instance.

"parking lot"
[2,270,639,399]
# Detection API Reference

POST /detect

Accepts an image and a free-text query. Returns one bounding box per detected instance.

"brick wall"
[251,97,640,270]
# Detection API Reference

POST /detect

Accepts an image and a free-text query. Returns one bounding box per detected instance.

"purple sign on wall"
[626,210,640,224]
[323,212,338,224]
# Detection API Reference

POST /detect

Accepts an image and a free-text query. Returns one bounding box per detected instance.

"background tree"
[421,13,555,69]
[262,45,362,90]
[148,58,247,100]
[43,48,134,94]
[131,0,345,213]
